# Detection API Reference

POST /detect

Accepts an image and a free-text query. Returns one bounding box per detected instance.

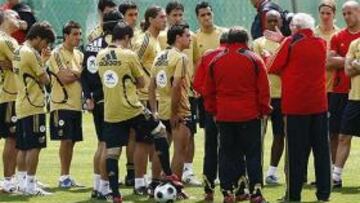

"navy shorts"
[270,98,285,137]
[189,97,198,134]
[340,101,360,136]
[50,110,83,142]
[0,102,17,138]
[92,102,105,142]
[329,93,348,134]
[16,114,47,150]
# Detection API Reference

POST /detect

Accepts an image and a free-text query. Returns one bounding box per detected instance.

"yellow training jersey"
[347,39,360,101]
[195,26,227,57]
[0,31,19,104]
[314,25,340,92]
[48,44,84,112]
[87,23,103,42]
[252,36,281,98]
[97,45,144,122]
[13,43,46,119]
[133,31,161,100]
[151,47,191,120]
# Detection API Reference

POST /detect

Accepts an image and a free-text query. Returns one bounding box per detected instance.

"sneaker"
[333,179,342,189]
[223,195,235,203]
[204,192,214,202]
[25,187,53,196]
[250,195,267,203]
[133,186,147,196]
[265,175,279,185]
[97,192,113,201]
[112,195,123,203]
[2,180,17,193]
[36,180,50,189]
[124,175,134,187]
[182,173,202,186]
[59,177,84,188]
[91,190,99,198]
[147,180,160,198]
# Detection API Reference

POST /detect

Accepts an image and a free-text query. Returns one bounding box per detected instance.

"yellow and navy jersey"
[48,44,84,112]
[151,47,191,120]
[314,25,340,92]
[347,39,360,101]
[195,26,227,57]
[87,23,103,43]
[0,31,19,104]
[13,43,46,119]
[97,45,144,122]
[133,31,161,100]
[252,36,281,98]
[130,27,144,51]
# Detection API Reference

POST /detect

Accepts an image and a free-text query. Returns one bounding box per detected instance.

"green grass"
[1,113,360,202]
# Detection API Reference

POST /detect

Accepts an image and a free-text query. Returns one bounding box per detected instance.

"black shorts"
[161,119,172,134]
[92,102,105,142]
[16,114,47,150]
[104,110,162,148]
[161,116,196,135]
[50,110,83,142]
[189,97,198,134]
[270,99,285,137]
[329,93,348,134]
[0,102,17,138]
[340,101,360,136]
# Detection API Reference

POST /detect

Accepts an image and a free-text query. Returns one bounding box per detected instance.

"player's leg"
[133,141,151,195]
[171,121,191,178]
[124,129,136,186]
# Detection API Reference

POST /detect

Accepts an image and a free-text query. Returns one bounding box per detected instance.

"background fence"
[0,0,351,44]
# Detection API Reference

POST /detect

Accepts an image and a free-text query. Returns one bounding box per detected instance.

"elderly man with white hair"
[268,13,331,202]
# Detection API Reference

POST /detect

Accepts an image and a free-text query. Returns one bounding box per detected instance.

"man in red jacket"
[205,27,270,203]
[268,13,331,202]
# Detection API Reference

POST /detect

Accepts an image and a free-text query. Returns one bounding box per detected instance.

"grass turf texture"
[0,113,360,203]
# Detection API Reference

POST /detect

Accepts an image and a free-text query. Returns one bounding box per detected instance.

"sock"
[153,137,172,176]
[183,163,193,171]
[26,175,36,192]
[332,166,343,181]
[93,174,100,191]
[126,163,135,179]
[134,178,145,189]
[267,166,278,177]
[16,171,26,189]
[99,179,110,195]
[59,175,70,182]
[106,158,120,197]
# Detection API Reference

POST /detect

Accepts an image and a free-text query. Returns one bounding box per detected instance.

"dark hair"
[195,1,212,16]
[318,0,336,13]
[118,1,138,16]
[143,6,163,32]
[103,10,124,34]
[0,10,4,25]
[167,22,189,45]
[220,31,229,44]
[26,21,55,43]
[98,0,117,12]
[166,1,184,15]
[112,21,134,40]
[62,20,81,36]
[228,27,249,44]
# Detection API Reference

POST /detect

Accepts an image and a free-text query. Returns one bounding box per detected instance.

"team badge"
[59,119,65,127]
[38,136,45,143]
[11,116,17,123]
[103,70,118,88]
[156,70,167,88]
[87,55,98,74]
[9,126,15,133]
[39,125,46,133]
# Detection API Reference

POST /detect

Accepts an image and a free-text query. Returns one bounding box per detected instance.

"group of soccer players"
[0,0,359,203]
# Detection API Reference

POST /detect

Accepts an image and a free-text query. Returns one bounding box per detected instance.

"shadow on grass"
[332,186,360,194]
[0,193,31,202]
[47,186,92,193]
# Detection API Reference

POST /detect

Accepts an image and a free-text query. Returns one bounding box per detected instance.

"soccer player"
[87,0,117,42]
[97,20,185,203]
[132,5,166,195]
[13,21,55,195]
[149,22,192,183]
[48,20,84,189]
[81,10,123,200]
[331,0,360,188]
[0,9,20,193]
[268,13,331,202]
[252,10,283,185]
[193,31,229,201]
[205,27,271,203]
[157,0,201,186]
[118,0,141,41]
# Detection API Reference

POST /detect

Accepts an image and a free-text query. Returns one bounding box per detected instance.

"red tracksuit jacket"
[204,43,271,122]
[268,29,328,115]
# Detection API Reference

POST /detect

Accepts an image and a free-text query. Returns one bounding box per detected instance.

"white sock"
[26,175,36,192]
[332,166,343,181]
[93,174,100,191]
[135,177,145,189]
[16,171,27,189]
[267,166,278,177]
[183,163,193,172]
[59,175,70,182]
[99,179,110,195]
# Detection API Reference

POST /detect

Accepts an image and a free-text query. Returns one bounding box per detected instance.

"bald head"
[342,0,360,29]
[0,10,20,33]
[265,10,282,31]
[342,0,359,10]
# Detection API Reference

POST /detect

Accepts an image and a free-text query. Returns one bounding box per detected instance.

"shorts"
[161,116,196,135]
[104,109,162,148]
[189,97,198,134]
[340,101,360,136]
[270,99,285,137]
[16,114,47,150]
[329,93,348,134]
[92,102,105,142]
[50,110,83,142]
[0,102,17,138]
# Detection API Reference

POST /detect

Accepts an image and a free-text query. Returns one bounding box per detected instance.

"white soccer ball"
[154,183,177,203]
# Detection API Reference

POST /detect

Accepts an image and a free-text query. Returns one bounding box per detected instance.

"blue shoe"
[59,177,84,188]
